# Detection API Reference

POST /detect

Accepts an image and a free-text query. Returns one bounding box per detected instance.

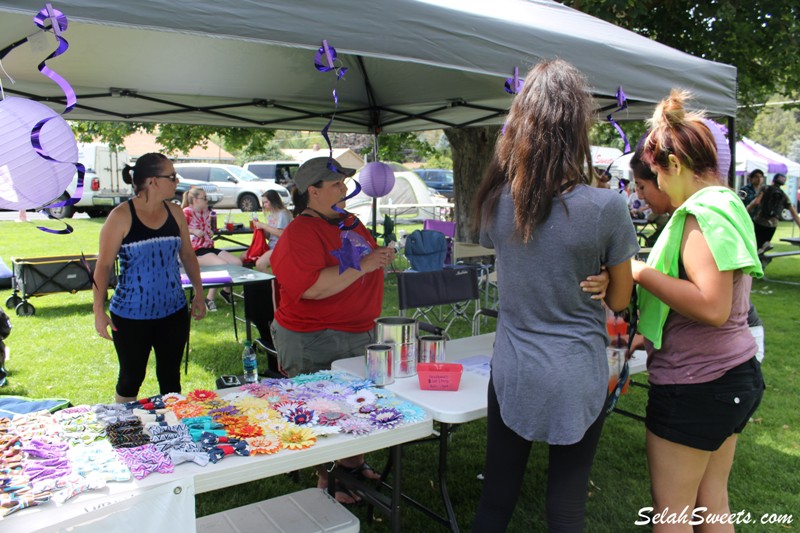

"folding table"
[332,333,649,532]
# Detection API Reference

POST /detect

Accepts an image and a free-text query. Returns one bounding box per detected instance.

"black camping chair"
[396,266,480,334]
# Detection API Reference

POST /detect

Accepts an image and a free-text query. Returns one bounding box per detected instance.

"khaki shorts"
[271,321,374,377]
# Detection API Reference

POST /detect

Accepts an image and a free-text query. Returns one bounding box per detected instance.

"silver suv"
[243,161,299,187]
[174,163,292,212]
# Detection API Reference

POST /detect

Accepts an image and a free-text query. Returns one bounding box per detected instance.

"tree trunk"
[445,126,501,242]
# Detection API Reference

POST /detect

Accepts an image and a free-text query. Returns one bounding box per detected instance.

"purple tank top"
[645,270,757,385]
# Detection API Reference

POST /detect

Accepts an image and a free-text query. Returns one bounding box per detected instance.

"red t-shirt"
[271,215,383,333]
[183,207,214,251]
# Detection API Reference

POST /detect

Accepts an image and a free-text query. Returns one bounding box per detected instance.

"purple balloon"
[359,161,395,198]
[0,97,77,210]
[703,119,731,180]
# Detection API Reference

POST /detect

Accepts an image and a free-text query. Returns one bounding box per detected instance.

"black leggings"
[754,223,777,250]
[472,378,606,533]
[111,307,189,398]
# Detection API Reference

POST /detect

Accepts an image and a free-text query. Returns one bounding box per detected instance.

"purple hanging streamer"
[313,39,360,231]
[606,86,631,154]
[504,66,523,95]
[28,4,83,234]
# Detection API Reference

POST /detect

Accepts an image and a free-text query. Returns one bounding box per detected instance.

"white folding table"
[332,333,648,532]
[6,409,433,533]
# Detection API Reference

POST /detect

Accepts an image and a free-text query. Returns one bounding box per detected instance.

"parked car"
[173,163,292,212]
[242,161,300,187]
[174,181,223,207]
[414,169,454,199]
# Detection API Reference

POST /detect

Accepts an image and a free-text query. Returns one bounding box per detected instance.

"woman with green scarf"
[632,90,765,531]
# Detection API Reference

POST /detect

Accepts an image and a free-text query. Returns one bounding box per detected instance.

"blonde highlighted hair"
[642,89,718,179]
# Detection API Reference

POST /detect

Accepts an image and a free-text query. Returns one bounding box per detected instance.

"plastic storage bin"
[417,362,463,391]
[196,488,359,533]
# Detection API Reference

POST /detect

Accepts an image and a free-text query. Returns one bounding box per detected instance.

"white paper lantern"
[0,97,78,210]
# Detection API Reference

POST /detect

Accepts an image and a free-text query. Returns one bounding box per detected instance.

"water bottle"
[242,340,258,383]
[210,209,217,231]
[250,211,259,230]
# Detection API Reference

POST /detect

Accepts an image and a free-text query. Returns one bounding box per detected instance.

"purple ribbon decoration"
[313,39,361,232]
[504,66,523,95]
[606,86,631,154]
[28,4,84,234]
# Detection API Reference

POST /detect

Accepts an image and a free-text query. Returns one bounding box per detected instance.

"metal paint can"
[375,316,418,378]
[419,335,446,363]
[365,344,394,386]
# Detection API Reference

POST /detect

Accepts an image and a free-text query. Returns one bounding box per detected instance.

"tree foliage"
[564,0,800,117]
[69,121,276,157]
[748,99,800,155]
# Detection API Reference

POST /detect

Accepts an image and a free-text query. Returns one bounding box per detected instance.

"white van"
[242,161,300,187]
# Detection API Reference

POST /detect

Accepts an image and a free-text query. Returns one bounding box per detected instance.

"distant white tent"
[738,138,800,178]
[347,169,448,224]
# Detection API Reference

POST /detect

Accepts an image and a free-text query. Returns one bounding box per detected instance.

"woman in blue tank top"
[93,153,206,403]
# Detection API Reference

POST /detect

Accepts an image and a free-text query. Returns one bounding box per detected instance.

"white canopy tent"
[737,138,800,179]
[0,0,738,133]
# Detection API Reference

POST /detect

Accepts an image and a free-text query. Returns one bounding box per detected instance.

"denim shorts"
[646,357,765,451]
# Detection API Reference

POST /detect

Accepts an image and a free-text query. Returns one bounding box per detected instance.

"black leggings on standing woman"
[472,378,606,532]
[110,307,189,398]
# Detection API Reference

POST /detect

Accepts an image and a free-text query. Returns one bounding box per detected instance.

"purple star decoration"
[330,231,373,274]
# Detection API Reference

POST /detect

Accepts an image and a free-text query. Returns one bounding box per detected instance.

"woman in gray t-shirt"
[471,60,638,532]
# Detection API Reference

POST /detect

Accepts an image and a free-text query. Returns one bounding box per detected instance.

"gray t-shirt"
[480,184,639,444]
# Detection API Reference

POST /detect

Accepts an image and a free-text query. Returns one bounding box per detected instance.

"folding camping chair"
[422,219,456,265]
[396,266,480,334]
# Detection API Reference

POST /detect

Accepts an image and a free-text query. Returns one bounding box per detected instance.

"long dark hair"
[122,153,170,195]
[474,59,594,241]
[263,190,286,211]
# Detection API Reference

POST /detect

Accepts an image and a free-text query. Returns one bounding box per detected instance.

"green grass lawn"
[1,216,798,531]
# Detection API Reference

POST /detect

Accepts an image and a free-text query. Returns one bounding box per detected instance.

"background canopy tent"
[737,138,800,179]
[0,0,738,133]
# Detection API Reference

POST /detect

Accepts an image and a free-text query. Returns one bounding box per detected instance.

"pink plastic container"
[417,363,463,391]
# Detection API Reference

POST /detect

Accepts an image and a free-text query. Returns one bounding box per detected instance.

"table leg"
[391,444,402,533]
[438,423,460,533]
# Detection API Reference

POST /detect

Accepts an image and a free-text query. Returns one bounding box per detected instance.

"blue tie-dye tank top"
[109,200,186,319]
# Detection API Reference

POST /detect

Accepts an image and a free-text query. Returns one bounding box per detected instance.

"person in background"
[94,153,205,404]
[254,189,293,273]
[631,133,674,247]
[182,186,241,311]
[471,59,638,532]
[739,169,764,207]
[270,156,395,504]
[632,90,764,532]
[747,172,800,253]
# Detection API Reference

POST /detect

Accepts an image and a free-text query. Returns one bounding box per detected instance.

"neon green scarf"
[637,186,763,349]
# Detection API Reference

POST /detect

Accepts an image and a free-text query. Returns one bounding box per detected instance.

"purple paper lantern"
[359,161,395,198]
[703,119,731,180]
[0,97,78,210]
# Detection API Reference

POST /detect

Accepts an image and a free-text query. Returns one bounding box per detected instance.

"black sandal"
[346,461,381,482]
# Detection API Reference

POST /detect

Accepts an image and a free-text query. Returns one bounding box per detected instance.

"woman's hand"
[191,293,207,320]
[360,246,396,273]
[95,312,116,340]
[580,266,609,300]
